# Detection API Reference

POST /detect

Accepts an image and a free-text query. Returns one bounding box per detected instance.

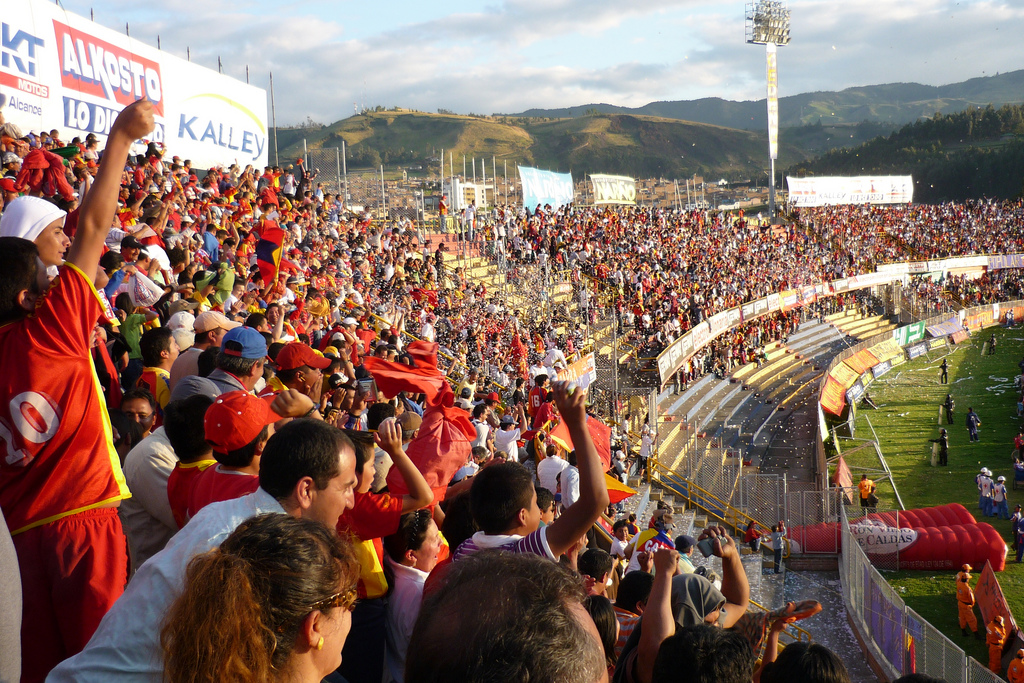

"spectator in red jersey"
[528,373,548,420]
[0,99,155,682]
[187,389,316,519]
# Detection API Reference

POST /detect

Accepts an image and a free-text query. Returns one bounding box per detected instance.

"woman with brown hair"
[161,513,360,683]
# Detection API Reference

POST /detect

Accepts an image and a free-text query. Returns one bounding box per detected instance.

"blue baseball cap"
[221,326,268,360]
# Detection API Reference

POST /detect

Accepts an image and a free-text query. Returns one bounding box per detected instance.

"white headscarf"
[0,196,67,242]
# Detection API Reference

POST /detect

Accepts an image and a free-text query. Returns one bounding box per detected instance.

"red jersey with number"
[528,386,547,417]
[0,264,131,535]
[166,459,216,528]
[186,465,259,520]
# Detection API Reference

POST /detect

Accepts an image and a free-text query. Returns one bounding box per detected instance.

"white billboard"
[786,176,914,207]
[0,0,268,169]
[590,174,636,205]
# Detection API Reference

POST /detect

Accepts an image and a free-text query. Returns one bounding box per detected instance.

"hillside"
[788,104,1024,202]
[513,70,1024,130]
[273,110,810,179]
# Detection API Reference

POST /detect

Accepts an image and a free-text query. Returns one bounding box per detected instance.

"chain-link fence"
[840,506,1003,682]
[304,148,343,195]
[735,472,784,528]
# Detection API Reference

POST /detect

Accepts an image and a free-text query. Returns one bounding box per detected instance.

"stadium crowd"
[5,99,1024,683]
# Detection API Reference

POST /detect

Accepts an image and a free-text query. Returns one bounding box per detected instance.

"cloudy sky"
[63,0,1024,125]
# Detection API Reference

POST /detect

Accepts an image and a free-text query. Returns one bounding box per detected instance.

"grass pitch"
[835,325,1024,662]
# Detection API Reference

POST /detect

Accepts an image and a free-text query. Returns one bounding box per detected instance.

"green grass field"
[833,325,1024,662]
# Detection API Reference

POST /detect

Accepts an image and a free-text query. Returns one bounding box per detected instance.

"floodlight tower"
[746,0,790,221]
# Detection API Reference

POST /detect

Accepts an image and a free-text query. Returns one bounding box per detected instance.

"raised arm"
[375,418,432,512]
[636,548,679,683]
[699,525,749,626]
[544,381,610,557]
[66,100,155,277]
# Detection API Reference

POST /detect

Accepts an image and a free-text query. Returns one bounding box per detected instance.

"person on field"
[929,429,949,466]
[955,565,981,640]
[987,615,1008,673]
[966,407,981,442]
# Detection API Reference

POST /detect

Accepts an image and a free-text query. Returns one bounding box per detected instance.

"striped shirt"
[452,527,554,562]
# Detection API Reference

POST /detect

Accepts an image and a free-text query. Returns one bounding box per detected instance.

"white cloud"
[58,0,1024,123]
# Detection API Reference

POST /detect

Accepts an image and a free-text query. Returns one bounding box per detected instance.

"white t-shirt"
[494,427,521,458]
[537,455,569,494]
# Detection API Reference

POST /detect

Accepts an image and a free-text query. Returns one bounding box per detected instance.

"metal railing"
[839,505,1001,682]
[647,457,791,558]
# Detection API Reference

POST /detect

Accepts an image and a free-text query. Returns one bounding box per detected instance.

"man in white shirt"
[48,419,358,683]
[494,404,528,460]
[537,447,570,495]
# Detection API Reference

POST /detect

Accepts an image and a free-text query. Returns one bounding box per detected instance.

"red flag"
[362,341,476,504]
[549,416,612,472]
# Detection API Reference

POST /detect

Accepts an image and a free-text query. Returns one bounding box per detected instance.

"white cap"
[0,196,67,242]
[998,476,1006,482]
[167,311,196,331]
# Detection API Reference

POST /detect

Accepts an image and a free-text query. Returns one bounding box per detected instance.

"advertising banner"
[780,289,799,311]
[950,330,970,345]
[905,342,928,360]
[830,363,861,390]
[871,359,892,379]
[557,354,597,391]
[708,310,732,339]
[518,166,574,210]
[892,321,926,347]
[927,338,948,351]
[976,561,1018,635]
[786,176,914,207]
[963,311,993,331]
[925,318,961,338]
[844,349,879,375]
[989,254,1024,271]
[690,321,711,352]
[821,376,846,416]
[590,174,636,205]
[846,379,865,404]
[1,0,269,169]
[869,338,905,364]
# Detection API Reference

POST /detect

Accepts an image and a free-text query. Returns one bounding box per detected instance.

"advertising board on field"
[1,0,269,169]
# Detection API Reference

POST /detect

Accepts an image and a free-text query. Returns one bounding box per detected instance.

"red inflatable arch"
[789,504,1007,571]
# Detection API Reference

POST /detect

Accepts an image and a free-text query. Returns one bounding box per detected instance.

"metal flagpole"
[269,71,279,167]
[341,141,348,202]
[335,147,342,196]
[380,165,386,219]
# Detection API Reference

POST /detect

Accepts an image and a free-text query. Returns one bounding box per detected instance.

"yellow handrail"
[647,458,791,558]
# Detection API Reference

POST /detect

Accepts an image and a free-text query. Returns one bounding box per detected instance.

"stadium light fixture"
[746,0,790,221]
[746,0,791,46]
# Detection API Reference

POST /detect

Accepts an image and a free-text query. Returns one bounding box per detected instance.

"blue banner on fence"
[518,166,574,210]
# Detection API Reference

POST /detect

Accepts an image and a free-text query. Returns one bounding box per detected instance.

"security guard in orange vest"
[956,564,982,638]
[1007,649,1024,683]
[987,615,1008,674]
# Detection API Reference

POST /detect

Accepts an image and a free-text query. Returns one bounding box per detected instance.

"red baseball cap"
[0,178,17,193]
[486,392,500,403]
[276,342,332,372]
[205,391,281,453]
